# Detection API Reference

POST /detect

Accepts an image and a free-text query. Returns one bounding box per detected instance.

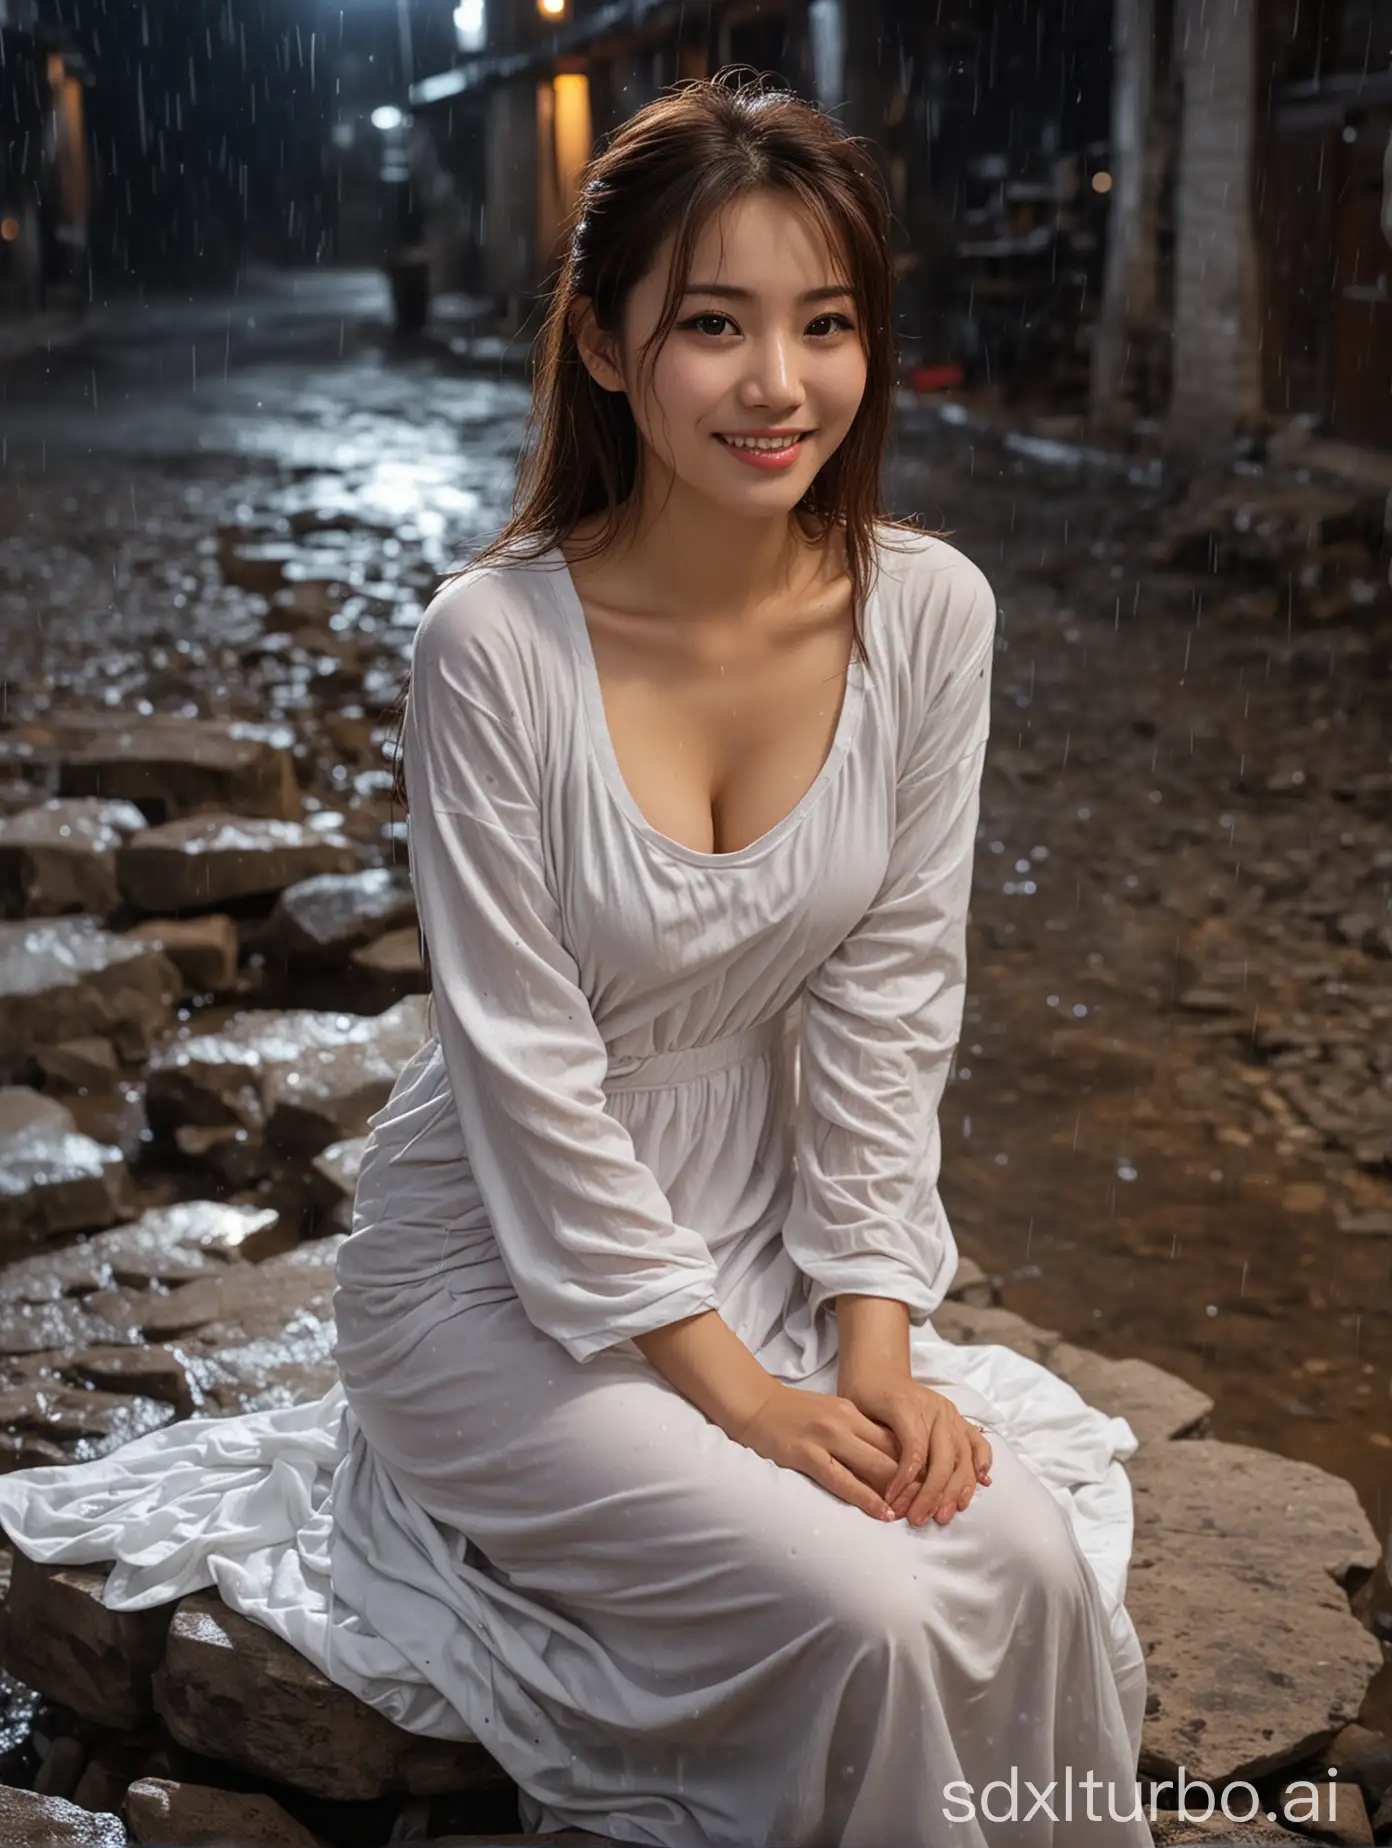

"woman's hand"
[730,1382,936,1522]
[839,1375,993,1527]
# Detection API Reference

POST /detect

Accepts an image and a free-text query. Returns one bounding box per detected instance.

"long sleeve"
[781,555,997,1331]
[402,572,722,1364]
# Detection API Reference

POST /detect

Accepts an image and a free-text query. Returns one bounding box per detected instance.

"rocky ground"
[0,270,1387,1843]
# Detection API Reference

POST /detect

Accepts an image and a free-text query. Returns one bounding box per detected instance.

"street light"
[453,0,486,52]
[538,0,566,17]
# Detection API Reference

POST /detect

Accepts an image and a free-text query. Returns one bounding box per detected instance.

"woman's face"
[579,190,869,522]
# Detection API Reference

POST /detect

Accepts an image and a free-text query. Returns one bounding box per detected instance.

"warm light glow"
[0,218,19,243]
[1091,171,1112,194]
[538,0,566,17]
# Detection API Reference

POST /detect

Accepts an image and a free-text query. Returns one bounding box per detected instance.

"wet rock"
[44,713,302,823]
[33,1733,87,1801]
[217,535,302,596]
[269,867,415,964]
[0,1382,174,1461]
[0,1200,278,1303]
[1319,1723,1392,1816]
[0,801,148,920]
[0,1554,172,1730]
[1273,1773,1372,1843]
[1047,1343,1214,1446]
[64,1346,194,1415]
[933,1303,1212,1443]
[124,918,239,996]
[0,1296,117,1358]
[309,1135,363,1238]
[152,1590,508,1801]
[349,925,425,1001]
[1148,1814,1307,1845]
[943,1252,997,1307]
[1129,1440,1384,1785]
[147,996,428,1160]
[172,1124,273,1190]
[931,1300,1062,1366]
[0,919,179,1077]
[70,1747,144,1821]
[135,1241,340,1412]
[0,1784,127,1845]
[123,1778,322,1847]
[36,1038,120,1093]
[0,1089,131,1259]
[118,817,358,915]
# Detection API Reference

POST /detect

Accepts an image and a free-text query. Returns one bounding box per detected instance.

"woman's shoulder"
[411,545,568,685]
[869,522,997,679]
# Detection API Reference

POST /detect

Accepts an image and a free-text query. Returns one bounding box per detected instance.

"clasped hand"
[732,1374,993,1526]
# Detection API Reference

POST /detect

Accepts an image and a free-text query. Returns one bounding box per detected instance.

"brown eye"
[682,313,734,336]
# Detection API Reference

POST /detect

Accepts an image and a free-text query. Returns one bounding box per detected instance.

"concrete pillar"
[1166,0,1264,458]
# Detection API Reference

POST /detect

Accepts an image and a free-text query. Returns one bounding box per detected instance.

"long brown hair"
[390,66,934,811]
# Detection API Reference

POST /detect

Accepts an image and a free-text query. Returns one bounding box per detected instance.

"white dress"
[0,528,1151,1847]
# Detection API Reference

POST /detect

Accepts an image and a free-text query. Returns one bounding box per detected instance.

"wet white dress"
[0,528,1151,1847]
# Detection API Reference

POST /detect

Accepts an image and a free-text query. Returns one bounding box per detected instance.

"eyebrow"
[680,283,855,304]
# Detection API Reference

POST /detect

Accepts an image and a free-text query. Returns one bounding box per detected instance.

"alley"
[1,268,1387,1537]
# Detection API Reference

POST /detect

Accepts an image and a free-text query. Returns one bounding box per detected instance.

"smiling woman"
[0,69,1151,1848]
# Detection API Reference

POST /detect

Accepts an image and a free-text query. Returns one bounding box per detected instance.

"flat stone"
[310,1133,364,1236]
[123,1778,321,1847]
[944,1252,996,1306]
[34,1038,120,1093]
[350,924,425,993]
[1129,1439,1384,1785]
[147,996,428,1159]
[44,712,302,823]
[0,1088,131,1260]
[0,1200,276,1303]
[0,918,179,1076]
[1048,1342,1214,1446]
[931,1299,1062,1365]
[1274,1774,1373,1843]
[0,800,148,920]
[1148,1813,1308,1845]
[33,1734,87,1801]
[64,1345,194,1414]
[0,1296,116,1356]
[118,816,358,914]
[124,917,239,995]
[0,1786,127,1846]
[0,1382,174,1458]
[0,1553,172,1730]
[270,866,416,963]
[152,1590,508,1800]
[136,1237,338,1345]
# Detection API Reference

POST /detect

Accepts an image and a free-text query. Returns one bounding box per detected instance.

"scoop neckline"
[545,540,869,868]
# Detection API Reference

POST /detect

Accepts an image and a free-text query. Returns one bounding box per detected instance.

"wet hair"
[390,66,934,815]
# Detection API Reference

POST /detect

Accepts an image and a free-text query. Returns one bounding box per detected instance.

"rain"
[0,0,1390,1842]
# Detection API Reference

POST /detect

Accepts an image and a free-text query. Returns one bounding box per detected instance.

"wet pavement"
[0,266,1388,1537]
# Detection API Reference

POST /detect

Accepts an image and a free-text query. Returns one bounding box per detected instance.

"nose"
[738,327,805,411]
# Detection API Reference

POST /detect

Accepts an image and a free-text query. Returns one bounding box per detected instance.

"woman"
[0,75,1150,1847]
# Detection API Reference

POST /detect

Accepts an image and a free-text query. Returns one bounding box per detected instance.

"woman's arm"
[405,568,760,1377]
[633,1310,780,1437]
[781,548,998,1387]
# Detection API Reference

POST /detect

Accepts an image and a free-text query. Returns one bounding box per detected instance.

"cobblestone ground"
[1,269,1388,1533]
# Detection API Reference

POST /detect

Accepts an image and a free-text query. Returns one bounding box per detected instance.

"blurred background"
[0,6,1390,1834]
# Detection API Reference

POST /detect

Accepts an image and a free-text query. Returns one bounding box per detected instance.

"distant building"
[406,0,1115,388]
[0,11,92,318]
